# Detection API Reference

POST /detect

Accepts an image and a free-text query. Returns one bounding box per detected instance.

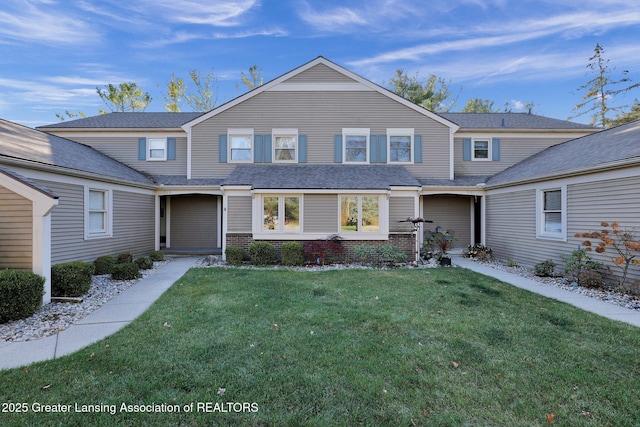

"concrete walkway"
[454,256,640,328]
[0,256,199,371]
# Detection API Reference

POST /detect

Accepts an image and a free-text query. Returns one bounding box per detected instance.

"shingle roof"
[0,165,58,198]
[0,118,154,185]
[440,113,598,130]
[37,112,203,129]
[223,165,420,189]
[488,120,640,186]
[420,176,491,187]
[152,175,224,186]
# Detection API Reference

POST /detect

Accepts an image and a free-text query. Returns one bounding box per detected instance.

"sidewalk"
[454,256,640,328]
[0,256,200,371]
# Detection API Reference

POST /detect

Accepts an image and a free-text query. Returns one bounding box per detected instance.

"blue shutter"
[334,134,342,163]
[138,138,146,160]
[463,138,472,161]
[263,134,272,163]
[167,137,176,160]
[414,135,422,163]
[219,134,227,163]
[298,135,307,163]
[369,135,378,163]
[254,134,263,162]
[379,134,387,163]
[492,138,501,161]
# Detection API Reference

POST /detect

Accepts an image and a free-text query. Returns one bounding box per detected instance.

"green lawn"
[2,267,640,426]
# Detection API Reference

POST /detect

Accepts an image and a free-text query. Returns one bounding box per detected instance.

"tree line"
[58,45,640,129]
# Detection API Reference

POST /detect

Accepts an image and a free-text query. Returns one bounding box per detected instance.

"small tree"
[97,82,152,113]
[576,221,640,287]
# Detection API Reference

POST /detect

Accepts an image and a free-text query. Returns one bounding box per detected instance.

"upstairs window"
[228,129,253,162]
[273,129,298,162]
[147,138,167,161]
[473,138,490,160]
[387,128,414,163]
[343,128,369,163]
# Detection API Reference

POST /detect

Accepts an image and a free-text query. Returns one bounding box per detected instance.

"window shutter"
[219,134,228,163]
[492,138,501,161]
[138,138,146,160]
[463,138,472,161]
[254,134,264,162]
[369,135,379,163]
[414,135,422,163]
[334,134,342,163]
[298,135,307,163]
[167,137,176,160]
[378,135,387,163]
[263,134,272,163]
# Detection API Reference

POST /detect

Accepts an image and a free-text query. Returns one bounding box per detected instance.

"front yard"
[1,267,639,426]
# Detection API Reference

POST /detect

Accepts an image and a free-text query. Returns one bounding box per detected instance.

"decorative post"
[403,216,432,264]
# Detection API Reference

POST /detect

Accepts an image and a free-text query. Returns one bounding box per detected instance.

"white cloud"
[130,0,259,27]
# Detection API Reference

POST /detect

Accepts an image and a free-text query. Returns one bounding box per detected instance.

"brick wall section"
[226,233,416,263]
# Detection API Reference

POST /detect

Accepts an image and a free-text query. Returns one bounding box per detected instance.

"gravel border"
[0,260,169,342]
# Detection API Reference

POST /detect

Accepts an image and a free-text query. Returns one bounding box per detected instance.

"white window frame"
[228,128,254,163]
[343,128,370,164]
[339,194,382,234]
[84,187,113,240]
[472,137,492,161]
[536,186,566,241]
[147,138,167,161]
[387,128,414,164]
[272,128,298,163]
[259,194,302,234]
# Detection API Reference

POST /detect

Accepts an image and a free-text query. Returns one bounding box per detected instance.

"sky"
[1,0,640,127]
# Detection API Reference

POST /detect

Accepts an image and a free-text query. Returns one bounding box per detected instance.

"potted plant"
[430,228,456,266]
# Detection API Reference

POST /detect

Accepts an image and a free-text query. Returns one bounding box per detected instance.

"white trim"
[227,128,254,163]
[449,128,455,180]
[535,185,567,242]
[40,131,187,138]
[338,194,387,235]
[255,194,303,235]
[386,128,414,164]
[154,195,160,251]
[221,194,228,260]
[342,128,370,164]
[147,137,167,161]
[84,186,113,240]
[165,196,171,248]
[471,137,491,161]
[480,195,486,245]
[272,128,299,163]
[469,197,475,245]
[217,197,222,248]
[186,127,192,180]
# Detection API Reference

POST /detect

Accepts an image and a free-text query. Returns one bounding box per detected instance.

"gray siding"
[170,195,218,249]
[227,196,252,232]
[455,136,578,177]
[40,180,155,264]
[286,63,358,83]
[303,195,338,233]
[66,135,188,176]
[389,197,416,232]
[191,90,451,180]
[0,185,32,270]
[423,195,472,247]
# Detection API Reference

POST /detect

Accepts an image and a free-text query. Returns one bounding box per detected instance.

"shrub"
[281,242,304,266]
[52,261,93,297]
[249,242,277,266]
[354,245,378,264]
[534,259,556,277]
[562,249,602,284]
[303,235,344,265]
[135,257,154,270]
[505,258,519,268]
[117,252,134,264]
[93,255,115,275]
[149,250,165,262]
[0,270,45,323]
[578,270,605,289]
[464,244,493,261]
[225,246,245,266]
[377,245,408,267]
[111,263,141,281]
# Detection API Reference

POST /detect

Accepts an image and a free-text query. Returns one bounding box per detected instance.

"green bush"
[534,259,556,277]
[562,249,602,284]
[135,257,154,270]
[377,245,408,267]
[0,270,45,323]
[93,255,115,275]
[578,270,605,289]
[51,261,93,297]
[111,263,141,281]
[225,246,245,266]
[281,242,304,266]
[354,245,377,264]
[149,250,165,262]
[249,242,277,266]
[117,252,134,264]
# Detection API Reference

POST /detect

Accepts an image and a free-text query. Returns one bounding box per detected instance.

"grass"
[2,267,640,426]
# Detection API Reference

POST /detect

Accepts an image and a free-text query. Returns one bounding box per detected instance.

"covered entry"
[161,194,221,253]
[422,194,482,249]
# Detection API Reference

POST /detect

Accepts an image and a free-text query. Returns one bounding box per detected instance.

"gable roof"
[487,119,640,187]
[0,118,154,186]
[183,56,459,132]
[440,113,598,131]
[37,112,202,130]
[223,165,420,190]
[0,165,58,199]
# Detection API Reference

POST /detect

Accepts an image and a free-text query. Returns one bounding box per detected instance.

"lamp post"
[402,217,433,264]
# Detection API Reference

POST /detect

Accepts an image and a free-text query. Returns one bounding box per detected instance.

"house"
[2,57,603,303]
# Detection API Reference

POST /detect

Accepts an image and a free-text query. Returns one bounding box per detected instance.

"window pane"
[230,136,251,148]
[361,196,379,232]
[544,190,561,211]
[284,197,300,231]
[89,212,105,232]
[263,197,279,231]
[230,135,252,161]
[345,135,367,162]
[474,140,489,159]
[149,149,165,159]
[545,212,562,232]
[340,196,358,232]
[390,136,411,162]
[89,190,104,210]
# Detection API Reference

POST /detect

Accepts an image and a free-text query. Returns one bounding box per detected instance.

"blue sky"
[1,0,640,127]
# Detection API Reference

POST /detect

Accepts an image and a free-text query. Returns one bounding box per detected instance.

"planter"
[439,257,452,266]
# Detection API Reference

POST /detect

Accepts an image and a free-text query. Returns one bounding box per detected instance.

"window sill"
[536,232,566,242]
[85,233,113,240]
